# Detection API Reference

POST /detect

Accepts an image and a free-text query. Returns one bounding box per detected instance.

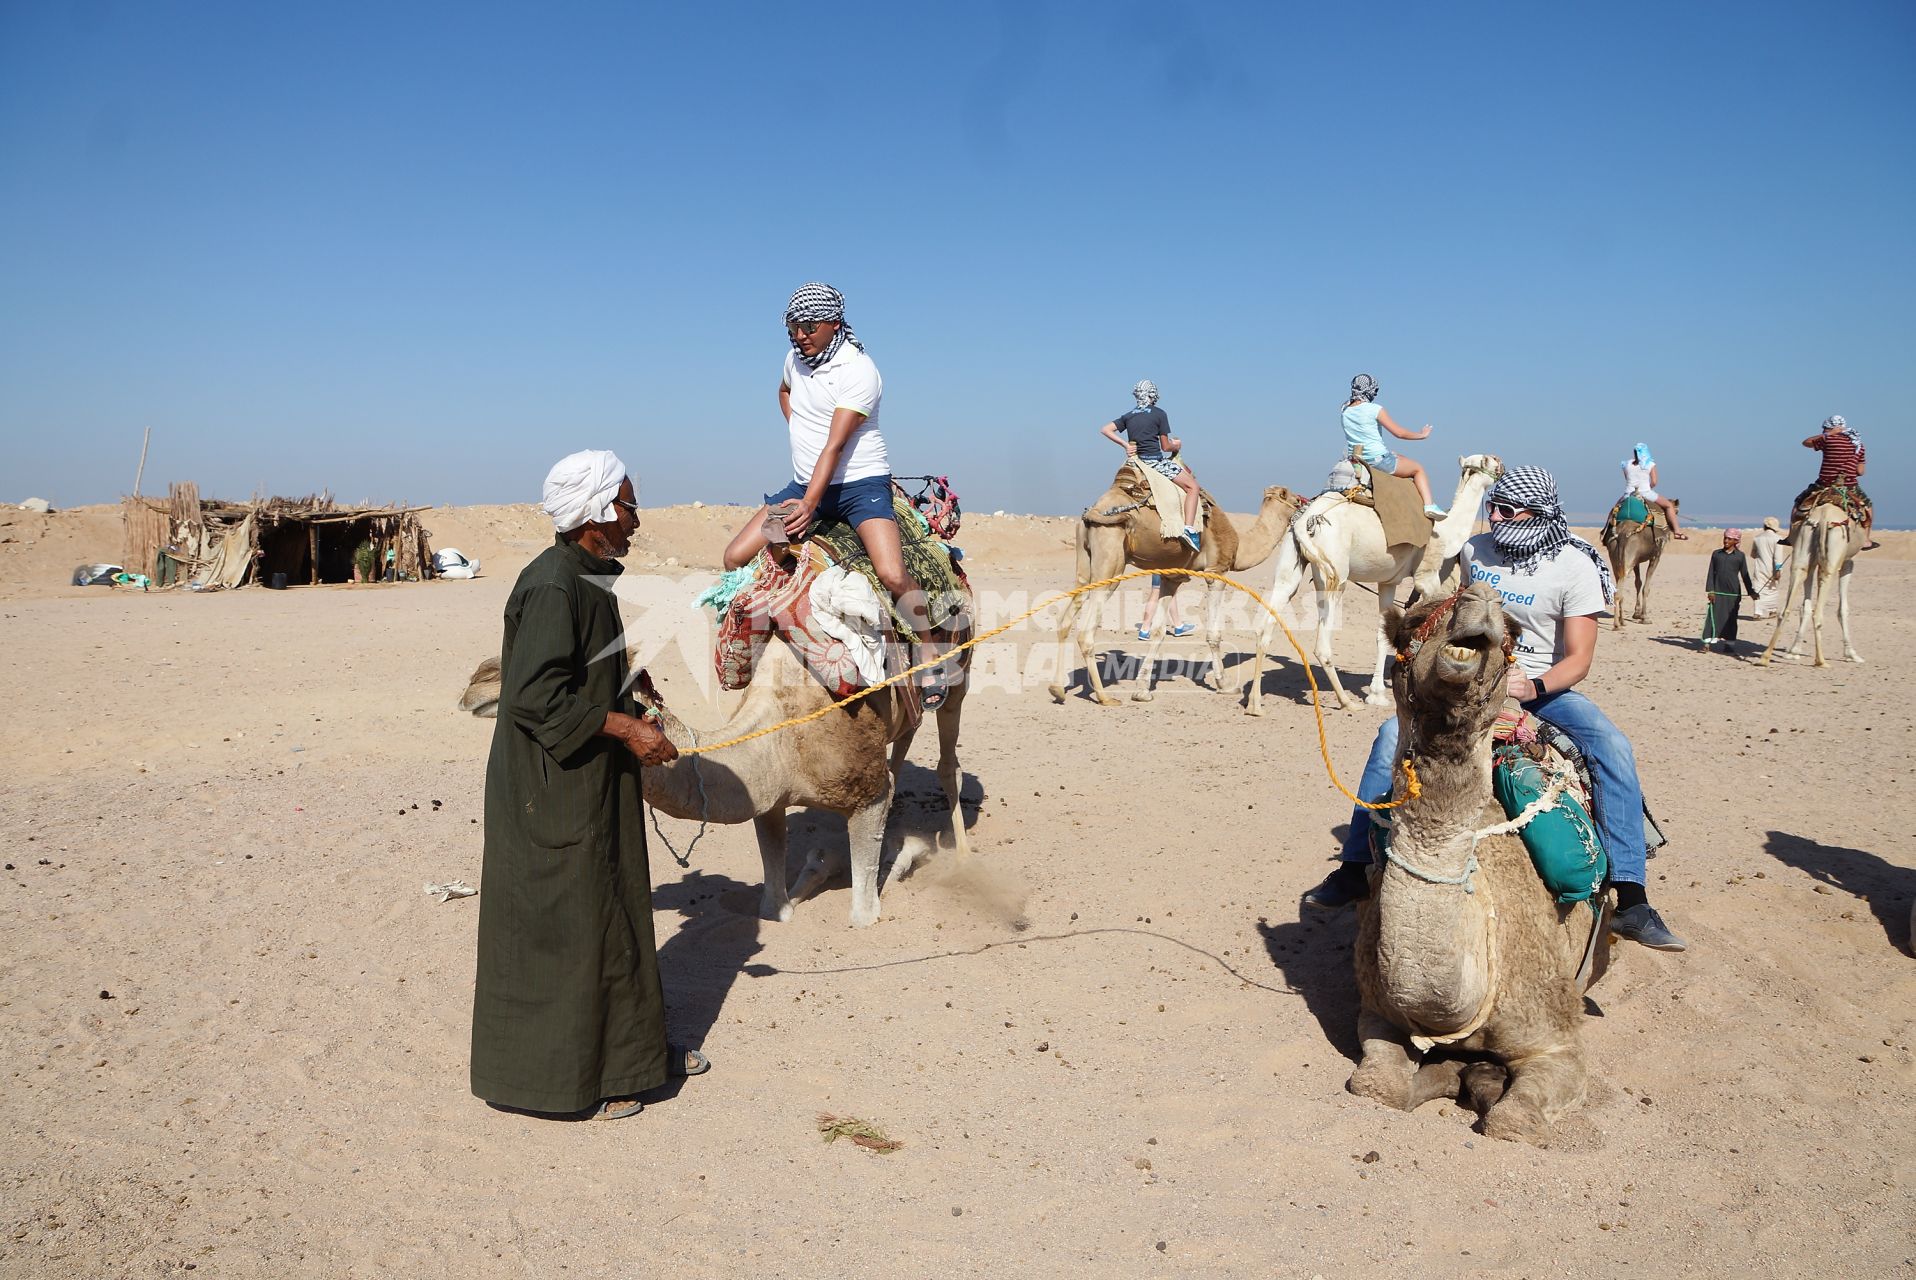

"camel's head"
[1457,454,1503,487]
[1261,484,1302,511]
[1386,583,1519,741]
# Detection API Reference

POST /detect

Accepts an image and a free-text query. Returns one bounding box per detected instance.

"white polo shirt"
[781,344,888,485]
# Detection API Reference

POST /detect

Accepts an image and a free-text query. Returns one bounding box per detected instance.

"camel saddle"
[1602,493,1666,541]
[1789,479,1872,530]
[1344,455,1431,553]
[1100,458,1214,542]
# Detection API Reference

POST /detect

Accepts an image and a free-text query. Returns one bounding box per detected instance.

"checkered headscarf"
[1349,374,1380,403]
[1132,379,1159,408]
[1488,466,1616,604]
[785,282,863,369]
[1822,414,1857,441]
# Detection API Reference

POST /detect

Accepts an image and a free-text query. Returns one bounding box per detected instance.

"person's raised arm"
[1376,407,1432,442]
[1802,434,1824,449]
[1100,420,1137,454]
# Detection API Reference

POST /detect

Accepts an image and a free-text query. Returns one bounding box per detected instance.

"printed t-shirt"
[782,345,887,485]
[1463,532,1607,678]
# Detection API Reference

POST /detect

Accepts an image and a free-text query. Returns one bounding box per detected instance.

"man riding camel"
[1787,415,1875,550]
[1099,379,1203,551]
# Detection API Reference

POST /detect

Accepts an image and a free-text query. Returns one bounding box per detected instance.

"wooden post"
[132,427,151,498]
[308,523,318,586]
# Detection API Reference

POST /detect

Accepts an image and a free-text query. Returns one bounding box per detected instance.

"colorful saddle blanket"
[1604,493,1664,538]
[1791,480,1872,529]
[809,494,970,640]
[1369,707,1608,907]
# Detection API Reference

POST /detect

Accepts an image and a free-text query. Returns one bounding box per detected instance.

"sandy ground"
[2,502,1912,1278]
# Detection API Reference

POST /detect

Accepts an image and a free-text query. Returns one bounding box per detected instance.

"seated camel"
[1347,583,1611,1146]
[461,623,973,928]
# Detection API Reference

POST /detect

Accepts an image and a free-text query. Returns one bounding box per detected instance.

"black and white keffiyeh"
[1132,379,1159,408]
[1349,373,1380,404]
[1488,466,1616,604]
[785,282,863,369]
[1822,414,1857,441]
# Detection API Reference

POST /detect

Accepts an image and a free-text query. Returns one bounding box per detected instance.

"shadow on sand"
[1256,902,1361,1062]
[1763,830,1915,952]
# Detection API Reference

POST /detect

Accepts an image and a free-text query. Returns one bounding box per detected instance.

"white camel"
[1243,455,1503,715]
[1759,502,1864,668]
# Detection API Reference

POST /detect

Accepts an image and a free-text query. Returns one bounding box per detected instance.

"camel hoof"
[761,899,794,924]
[1847,653,1865,664]
[1244,701,1264,718]
[1813,658,1830,669]
[1482,1099,1553,1147]
[1132,690,1155,702]
[1346,1067,1410,1112]
[1363,692,1394,708]
[1095,694,1122,707]
[1046,684,1068,704]
[848,905,879,928]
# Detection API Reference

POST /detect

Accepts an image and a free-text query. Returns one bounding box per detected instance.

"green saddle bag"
[1616,494,1649,525]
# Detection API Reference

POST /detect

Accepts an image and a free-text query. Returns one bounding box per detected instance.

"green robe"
[470,536,667,1112]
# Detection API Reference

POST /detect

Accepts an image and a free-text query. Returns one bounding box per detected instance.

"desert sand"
[1,500,1911,1278]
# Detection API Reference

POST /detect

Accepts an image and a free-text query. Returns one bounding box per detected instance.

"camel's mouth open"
[1433,614,1502,682]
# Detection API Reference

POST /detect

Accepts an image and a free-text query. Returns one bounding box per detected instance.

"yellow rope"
[674,567,1418,811]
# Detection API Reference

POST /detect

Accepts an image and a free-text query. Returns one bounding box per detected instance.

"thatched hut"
[122,483,433,589]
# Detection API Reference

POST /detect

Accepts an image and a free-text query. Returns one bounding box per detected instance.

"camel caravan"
[462,320,1882,1142]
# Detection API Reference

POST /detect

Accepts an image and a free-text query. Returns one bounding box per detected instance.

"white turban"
[541,449,629,533]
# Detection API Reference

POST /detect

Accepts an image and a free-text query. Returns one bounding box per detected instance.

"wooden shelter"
[122,483,433,589]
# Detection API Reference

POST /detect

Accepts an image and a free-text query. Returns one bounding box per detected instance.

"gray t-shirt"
[1463,533,1607,678]
[1114,407,1170,459]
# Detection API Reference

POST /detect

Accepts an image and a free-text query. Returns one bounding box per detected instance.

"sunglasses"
[612,497,640,518]
[1487,501,1529,519]
[785,320,833,337]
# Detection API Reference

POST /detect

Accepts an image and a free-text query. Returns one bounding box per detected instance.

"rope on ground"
[673,567,1417,811]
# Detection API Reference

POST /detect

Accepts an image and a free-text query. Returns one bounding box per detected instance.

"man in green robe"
[471,450,706,1120]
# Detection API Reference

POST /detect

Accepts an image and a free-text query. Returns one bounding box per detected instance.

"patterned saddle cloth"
[1603,493,1665,538]
[1790,480,1872,529]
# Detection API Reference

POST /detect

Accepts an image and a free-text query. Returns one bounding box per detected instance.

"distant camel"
[1047,468,1300,705]
[1602,499,1676,630]
[1760,503,1863,668]
[1242,455,1502,715]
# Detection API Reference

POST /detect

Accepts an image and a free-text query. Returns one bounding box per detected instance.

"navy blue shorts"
[765,475,895,526]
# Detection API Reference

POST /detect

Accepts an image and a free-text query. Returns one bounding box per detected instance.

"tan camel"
[461,628,973,928]
[1602,500,1675,630]
[1242,455,1502,715]
[1348,583,1610,1145]
[1760,503,1864,667]
[1045,470,1300,705]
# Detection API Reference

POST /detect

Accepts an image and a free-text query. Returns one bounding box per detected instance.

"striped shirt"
[1813,432,1864,484]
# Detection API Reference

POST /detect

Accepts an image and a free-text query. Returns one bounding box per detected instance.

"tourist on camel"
[1302,465,1687,952]
[1099,379,1203,551]
[1620,442,1687,538]
[1341,374,1445,519]
[1787,415,1876,550]
[721,282,951,708]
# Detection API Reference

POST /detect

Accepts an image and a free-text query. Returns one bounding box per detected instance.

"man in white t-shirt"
[722,283,951,705]
[1302,466,1686,952]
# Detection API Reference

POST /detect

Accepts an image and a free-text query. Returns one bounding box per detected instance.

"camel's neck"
[1372,733,1497,1035]
[1429,470,1497,555]
[640,700,778,825]
[1231,496,1296,571]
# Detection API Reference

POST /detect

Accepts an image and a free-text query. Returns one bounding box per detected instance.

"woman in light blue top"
[1341,374,1444,517]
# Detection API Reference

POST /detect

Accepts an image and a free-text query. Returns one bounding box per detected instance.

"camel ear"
[1503,616,1522,653]
[1384,605,1411,650]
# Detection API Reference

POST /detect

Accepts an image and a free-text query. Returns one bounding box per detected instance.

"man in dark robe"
[1702,528,1758,653]
[471,450,706,1120]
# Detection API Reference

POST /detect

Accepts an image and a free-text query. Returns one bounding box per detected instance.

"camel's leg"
[1362,582,1397,706]
[1635,556,1658,623]
[1313,578,1354,711]
[893,689,970,877]
[1760,549,1813,665]
[1837,558,1862,662]
[845,785,894,928]
[1245,546,1301,716]
[1348,1009,1420,1109]
[1810,561,1831,668]
[754,809,794,923]
[1203,578,1228,693]
[1076,583,1125,707]
[1481,1047,1587,1147]
[1245,613,1270,716]
[1132,594,1173,702]
[1609,549,1628,630]
[1046,590,1091,703]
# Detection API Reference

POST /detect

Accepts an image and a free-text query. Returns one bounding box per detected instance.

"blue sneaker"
[1136,626,1151,641]
[1168,623,1196,638]
[1181,527,1202,551]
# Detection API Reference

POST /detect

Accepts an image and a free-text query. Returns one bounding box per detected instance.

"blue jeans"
[1337,689,1648,885]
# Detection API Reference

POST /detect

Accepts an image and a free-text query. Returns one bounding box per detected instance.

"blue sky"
[2,0,1911,524]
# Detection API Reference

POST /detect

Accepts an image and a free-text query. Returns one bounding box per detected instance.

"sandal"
[591,1097,643,1121]
[1671,532,1690,540]
[670,1047,710,1078]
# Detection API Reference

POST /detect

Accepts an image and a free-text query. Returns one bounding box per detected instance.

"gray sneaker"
[1610,904,1687,952]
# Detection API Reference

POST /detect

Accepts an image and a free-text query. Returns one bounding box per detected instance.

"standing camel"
[1046,477,1300,706]
[1348,584,1611,1146]
[1242,455,1502,715]
[1759,503,1864,667]
[1602,501,1674,630]
[461,630,973,927]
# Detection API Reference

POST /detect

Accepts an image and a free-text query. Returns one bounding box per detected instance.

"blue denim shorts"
[766,474,895,526]
[1357,445,1400,474]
